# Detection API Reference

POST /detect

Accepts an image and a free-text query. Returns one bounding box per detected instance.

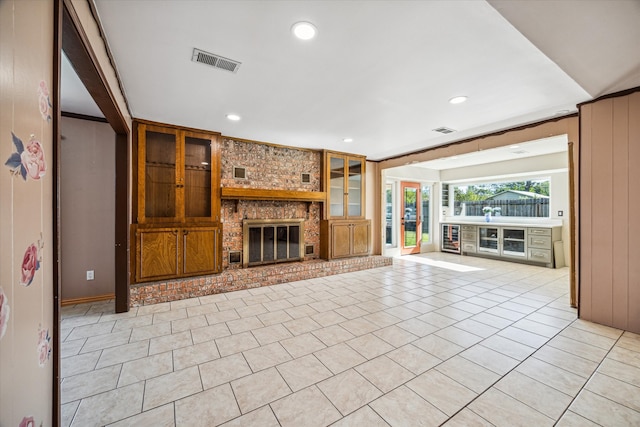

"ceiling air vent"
[192,48,241,73]
[512,150,528,155]
[433,127,456,134]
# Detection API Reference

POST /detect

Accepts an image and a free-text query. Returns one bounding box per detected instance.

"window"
[453,179,550,218]
[421,185,431,243]
[385,183,393,245]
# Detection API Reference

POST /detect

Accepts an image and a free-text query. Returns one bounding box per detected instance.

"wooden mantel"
[221,187,326,202]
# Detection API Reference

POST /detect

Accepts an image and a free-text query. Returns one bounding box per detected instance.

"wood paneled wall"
[579,90,640,333]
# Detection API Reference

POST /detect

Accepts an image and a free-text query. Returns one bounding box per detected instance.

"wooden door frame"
[54,0,130,423]
[58,0,130,309]
[400,181,421,255]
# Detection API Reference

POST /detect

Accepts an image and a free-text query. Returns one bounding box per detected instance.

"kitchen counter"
[441,219,563,228]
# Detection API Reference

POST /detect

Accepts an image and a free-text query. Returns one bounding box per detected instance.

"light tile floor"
[60,253,640,426]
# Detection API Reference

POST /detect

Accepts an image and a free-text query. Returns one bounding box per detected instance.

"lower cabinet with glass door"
[132,224,222,283]
[459,224,561,267]
[477,226,527,259]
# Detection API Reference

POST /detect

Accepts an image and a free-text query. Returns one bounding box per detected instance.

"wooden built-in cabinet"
[320,150,371,259]
[135,225,221,282]
[132,120,222,283]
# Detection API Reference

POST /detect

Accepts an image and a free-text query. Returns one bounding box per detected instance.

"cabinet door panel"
[329,156,345,217]
[347,159,363,217]
[352,221,370,256]
[331,223,352,258]
[184,134,212,218]
[144,130,178,218]
[183,227,218,275]
[137,228,179,281]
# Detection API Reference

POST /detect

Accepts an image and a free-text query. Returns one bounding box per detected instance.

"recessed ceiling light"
[343,138,353,143]
[292,21,317,40]
[510,145,520,149]
[451,156,459,160]
[449,96,468,104]
[226,114,241,121]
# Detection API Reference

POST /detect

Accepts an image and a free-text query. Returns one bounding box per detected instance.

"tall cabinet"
[132,120,222,283]
[320,150,371,259]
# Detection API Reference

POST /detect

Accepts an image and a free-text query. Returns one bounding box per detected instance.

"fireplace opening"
[243,219,305,267]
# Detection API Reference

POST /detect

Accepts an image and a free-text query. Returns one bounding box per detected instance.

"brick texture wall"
[221,138,322,269]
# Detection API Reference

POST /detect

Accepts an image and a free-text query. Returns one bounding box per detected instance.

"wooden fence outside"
[455,199,549,217]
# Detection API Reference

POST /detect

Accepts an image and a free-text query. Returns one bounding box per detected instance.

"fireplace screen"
[243,219,305,267]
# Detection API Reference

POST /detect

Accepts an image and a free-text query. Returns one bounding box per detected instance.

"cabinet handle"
[183,230,189,235]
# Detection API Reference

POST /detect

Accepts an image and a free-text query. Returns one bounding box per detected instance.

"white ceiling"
[62,1,640,161]
[414,135,569,171]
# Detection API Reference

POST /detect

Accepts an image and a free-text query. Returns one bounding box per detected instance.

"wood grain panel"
[183,227,218,275]
[220,187,326,202]
[580,90,640,333]
[331,223,352,258]
[590,99,614,325]
[352,221,371,256]
[628,92,640,332]
[579,104,593,320]
[137,228,179,280]
[612,96,629,329]
[184,168,211,217]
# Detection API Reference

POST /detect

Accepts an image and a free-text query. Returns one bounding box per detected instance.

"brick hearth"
[130,256,392,306]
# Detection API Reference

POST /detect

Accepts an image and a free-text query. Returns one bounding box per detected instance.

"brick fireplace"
[128,137,393,306]
[243,218,305,267]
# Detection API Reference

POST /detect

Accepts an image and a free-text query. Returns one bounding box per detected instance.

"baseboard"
[61,294,115,306]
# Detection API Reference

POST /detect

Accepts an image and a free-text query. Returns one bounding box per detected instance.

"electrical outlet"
[86,270,94,281]
[558,210,563,217]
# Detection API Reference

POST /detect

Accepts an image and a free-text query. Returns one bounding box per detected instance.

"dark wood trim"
[62,0,129,135]
[115,132,130,312]
[61,294,115,306]
[53,1,63,425]
[86,0,133,117]
[61,111,108,123]
[577,85,640,109]
[221,187,326,202]
[577,102,583,318]
[135,118,220,137]
[375,113,579,163]
[568,141,577,308]
[61,0,131,318]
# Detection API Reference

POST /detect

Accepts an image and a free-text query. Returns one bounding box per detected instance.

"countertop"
[440,219,563,228]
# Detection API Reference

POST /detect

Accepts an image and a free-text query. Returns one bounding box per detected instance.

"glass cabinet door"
[478,227,499,253]
[502,228,526,257]
[184,134,212,218]
[347,158,362,217]
[329,156,345,217]
[144,129,177,218]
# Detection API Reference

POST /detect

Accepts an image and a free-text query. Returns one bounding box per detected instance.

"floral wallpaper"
[5,133,47,181]
[20,240,43,287]
[0,1,54,423]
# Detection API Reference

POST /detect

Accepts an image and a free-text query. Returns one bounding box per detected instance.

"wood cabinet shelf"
[132,119,222,283]
[221,187,326,202]
[321,150,370,259]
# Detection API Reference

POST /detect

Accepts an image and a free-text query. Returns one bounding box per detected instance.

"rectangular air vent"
[229,251,241,264]
[305,244,314,255]
[234,167,246,179]
[192,48,241,73]
[433,127,456,134]
[301,173,311,184]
